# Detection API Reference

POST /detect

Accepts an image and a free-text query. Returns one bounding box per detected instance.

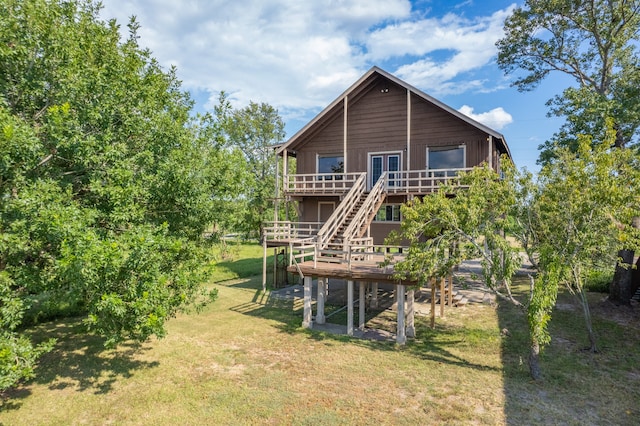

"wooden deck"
[287,259,419,285]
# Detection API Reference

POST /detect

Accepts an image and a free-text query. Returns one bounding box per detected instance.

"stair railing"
[341,172,388,250]
[316,172,366,250]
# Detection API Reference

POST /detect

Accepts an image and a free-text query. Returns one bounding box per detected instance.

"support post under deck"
[262,239,267,292]
[316,278,326,324]
[359,281,366,331]
[396,284,406,344]
[303,276,312,329]
[347,280,354,336]
[406,288,415,338]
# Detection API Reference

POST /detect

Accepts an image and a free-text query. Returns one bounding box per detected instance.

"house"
[262,66,512,343]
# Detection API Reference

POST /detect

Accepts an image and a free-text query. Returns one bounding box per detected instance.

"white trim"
[343,96,348,172]
[316,153,344,174]
[367,150,403,189]
[407,89,411,171]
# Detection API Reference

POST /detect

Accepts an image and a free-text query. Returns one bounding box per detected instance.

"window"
[374,204,401,222]
[318,155,344,179]
[427,145,465,177]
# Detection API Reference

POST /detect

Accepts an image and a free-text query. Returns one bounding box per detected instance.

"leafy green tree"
[397,136,640,379]
[497,0,640,155]
[0,0,238,389]
[496,0,640,303]
[216,93,285,239]
[518,128,640,356]
[394,164,549,378]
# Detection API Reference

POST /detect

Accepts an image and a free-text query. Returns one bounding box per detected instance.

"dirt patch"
[590,297,640,327]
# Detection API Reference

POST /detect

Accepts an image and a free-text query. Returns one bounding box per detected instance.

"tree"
[496,0,640,303]
[216,93,285,239]
[394,164,551,379]
[516,128,640,356]
[0,0,238,389]
[396,134,640,379]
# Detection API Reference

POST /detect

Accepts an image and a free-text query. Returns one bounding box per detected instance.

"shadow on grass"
[2,319,159,411]
[230,284,499,373]
[213,255,275,283]
[498,281,640,425]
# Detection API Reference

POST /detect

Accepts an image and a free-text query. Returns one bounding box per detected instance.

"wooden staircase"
[326,193,367,249]
[290,172,388,267]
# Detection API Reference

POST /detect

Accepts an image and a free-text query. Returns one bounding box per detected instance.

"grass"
[2,244,640,424]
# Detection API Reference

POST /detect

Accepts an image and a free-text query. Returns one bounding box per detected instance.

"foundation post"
[316,278,326,324]
[347,280,354,336]
[262,239,267,292]
[359,281,366,331]
[407,287,415,338]
[303,276,312,329]
[396,284,406,344]
[440,277,445,318]
[430,278,436,328]
[371,282,379,308]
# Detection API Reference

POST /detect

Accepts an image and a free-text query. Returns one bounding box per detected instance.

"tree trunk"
[633,256,640,298]
[578,287,598,352]
[610,249,635,304]
[529,339,542,381]
[609,217,640,305]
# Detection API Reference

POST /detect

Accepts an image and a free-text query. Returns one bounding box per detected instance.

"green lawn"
[2,244,639,424]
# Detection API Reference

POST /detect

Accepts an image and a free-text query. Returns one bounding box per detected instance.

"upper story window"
[427,145,465,176]
[317,155,344,179]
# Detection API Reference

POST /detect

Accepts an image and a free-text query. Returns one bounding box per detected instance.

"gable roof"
[278,66,512,159]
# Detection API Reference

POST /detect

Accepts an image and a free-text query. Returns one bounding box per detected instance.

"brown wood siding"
[296,105,344,175]
[347,79,408,173]
[300,197,340,222]
[293,75,499,178]
[370,223,401,245]
[410,93,489,170]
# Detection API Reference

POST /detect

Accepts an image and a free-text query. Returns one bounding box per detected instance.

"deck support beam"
[406,288,415,338]
[359,281,366,331]
[347,280,354,336]
[303,276,313,329]
[316,278,326,324]
[370,282,379,308]
[396,284,406,344]
[262,239,267,292]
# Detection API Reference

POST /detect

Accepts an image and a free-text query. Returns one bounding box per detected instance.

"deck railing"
[284,172,363,194]
[316,172,367,250]
[385,168,472,193]
[263,221,322,241]
[341,172,388,249]
[284,168,473,195]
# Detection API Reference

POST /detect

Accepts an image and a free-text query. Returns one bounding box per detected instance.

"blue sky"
[100,0,573,173]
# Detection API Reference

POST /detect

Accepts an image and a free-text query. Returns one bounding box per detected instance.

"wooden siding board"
[409,93,489,170]
[346,80,407,173]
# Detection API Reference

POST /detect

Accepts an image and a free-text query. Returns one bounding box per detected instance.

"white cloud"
[458,105,513,130]
[377,7,516,94]
[99,1,515,124]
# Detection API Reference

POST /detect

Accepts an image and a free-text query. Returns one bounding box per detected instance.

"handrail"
[264,221,322,241]
[386,168,473,193]
[341,172,388,248]
[284,172,362,194]
[316,172,366,249]
[283,168,473,195]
